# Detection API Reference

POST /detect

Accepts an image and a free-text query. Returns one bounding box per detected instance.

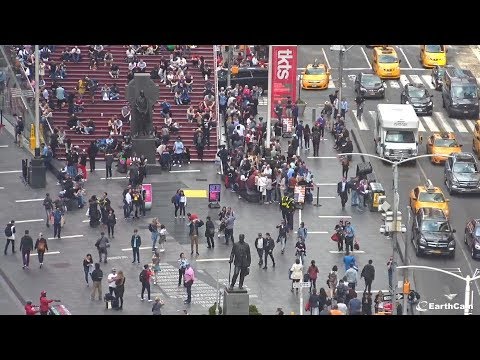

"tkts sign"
[269,45,298,118]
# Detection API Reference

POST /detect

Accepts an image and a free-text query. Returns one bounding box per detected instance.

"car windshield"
[452,85,478,99]
[418,192,445,203]
[378,55,398,63]
[421,219,451,232]
[408,87,427,98]
[433,139,459,147]
[426,45,444,53]
[305,67,325,75]
[436,68,445,77]
[362,75,382,87]
[476,227,480,237]
[453,162,478,173]
[385,130,415,143]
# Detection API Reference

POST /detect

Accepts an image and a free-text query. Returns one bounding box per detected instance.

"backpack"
[37,240,46,252]
[4,225,12,237]
[196,135,203,146]
[53,210,62,223]
[139,270,147,283]
[148,224,154,232]
[196,220,204,228]
[171,195,176,204]
[43,198,53,210]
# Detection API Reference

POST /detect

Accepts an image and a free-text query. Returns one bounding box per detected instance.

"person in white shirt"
[114,118,123,135]
[128,61,137,72]
[137,59,147,72]
[290,258,303,293]
[337,301,348,315]
[263,164,272,177]
[107,268,117,296]
[257,173,267,203]
[164,114,172,127]
[126,48,135,62]
[234,123,245,137]
[71,46,81,62]
[156,143,166,155]
[178,190,187,219]
[101,84,110,101]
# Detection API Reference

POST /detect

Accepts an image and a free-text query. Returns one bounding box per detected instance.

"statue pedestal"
[223,288,249,315]
[132,137,157,165]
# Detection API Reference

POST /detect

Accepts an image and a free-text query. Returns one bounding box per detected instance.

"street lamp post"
[339,152,455,314]
[34,45,40,154]
[330,45,354,113]
[397,265,480,315]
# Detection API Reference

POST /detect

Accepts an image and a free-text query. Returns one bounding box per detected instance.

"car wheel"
[465,231,468,245]
[442,97,445,108]
[415,243,422,257]
[449,250,455,259]
[471,246,475,259]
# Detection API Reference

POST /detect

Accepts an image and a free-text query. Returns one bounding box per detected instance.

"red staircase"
[45,45,217,161]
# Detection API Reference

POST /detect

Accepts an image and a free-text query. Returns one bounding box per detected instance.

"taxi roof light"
[425,179,436,192]
[440,132,451,139]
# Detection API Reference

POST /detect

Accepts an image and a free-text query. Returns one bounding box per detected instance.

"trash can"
[368,182,385,212]
[48,304,71,315]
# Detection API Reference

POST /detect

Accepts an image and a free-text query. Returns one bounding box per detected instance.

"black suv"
[400,83,433,115]
[442,66,479,118]
[354,72,385,98]
[464,218,480,259]
[431,65,446,90]
[217,67,268,91]
[411,207,456,258]
[444,152,480,194]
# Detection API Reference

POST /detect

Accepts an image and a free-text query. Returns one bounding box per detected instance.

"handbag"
[60,216,66,228]
[305,302,311,312]
[330,233,339,242]
[354,239,360,251]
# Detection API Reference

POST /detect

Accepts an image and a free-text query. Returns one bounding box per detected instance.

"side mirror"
[452,229,457,233]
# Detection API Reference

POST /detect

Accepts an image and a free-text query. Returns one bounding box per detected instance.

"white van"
[374,104,420,162]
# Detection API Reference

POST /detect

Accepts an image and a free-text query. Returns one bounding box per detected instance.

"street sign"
[293,281,311,289]
[330,45,345,51]
[10,88,34,98]
[383,293,404,301]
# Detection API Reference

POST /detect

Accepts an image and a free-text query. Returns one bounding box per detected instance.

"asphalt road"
[297,45,480,315]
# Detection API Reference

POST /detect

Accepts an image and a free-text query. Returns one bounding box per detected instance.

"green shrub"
[249,304,261,315]
[208,302,222,315]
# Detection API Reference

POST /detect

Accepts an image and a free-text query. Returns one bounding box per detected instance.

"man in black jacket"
[20,230,34,269]
[131,229,141,264]
[90,263,103,301]
[337,177,350,210]
[263,233,275,269]
[360,259,375,294]
[217,145,229,175]
[105,151,114,179]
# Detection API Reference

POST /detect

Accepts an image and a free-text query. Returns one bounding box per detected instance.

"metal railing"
[213,45,221,149]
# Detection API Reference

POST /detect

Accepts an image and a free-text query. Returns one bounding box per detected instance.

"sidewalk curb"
[349,128,366,164]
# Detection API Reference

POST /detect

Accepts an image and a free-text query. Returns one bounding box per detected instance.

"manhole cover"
[51,262,70,268]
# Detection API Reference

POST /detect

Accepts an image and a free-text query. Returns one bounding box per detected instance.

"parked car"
[444,152,480,194]
[217,67,268,91]
[464,218,480,259]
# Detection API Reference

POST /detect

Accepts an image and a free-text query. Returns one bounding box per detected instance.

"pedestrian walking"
[131,229,141,264]
[95,232,110,263]
[336,279,349,304]
[334,220,345,252]
[205,216,215,248]
[148,218,160,251]
[303,124,311,151]
[87,140,98,172]
[295,239,306,266]
[43,193,53,228]
[322,101,333,131]
[361,259,375,294]
[224,209,236,245]
[4,220,16,255]
[308,288,320,315]
[345,263,358,291]
[355,94,365,120]
[158,224,167,252]
[362,292,373,315]
[344,221,355,253]
[105,151,114,179]
[343,251,356,271]
[78,149,88,180]
[337,177,349,210]
[327,265,338,299]
[106,209,116,238]
[39,291,60,315]
[152,296,164,315]
[152,250,161,285]
[263,233,276,269]
[52,207,63,239]
[183,263,195,304]
[107,268,117,296]
[83,253,94,286]
[254,233,264,266]
[24,301,39,315]
[90,263,103,301]
[139,264,153,301]
[387,256,394,290]
[290,258,303,293]
[297,222,308,242]
[172,189,181,218]
[178,252,188,286]
[34,233,48,268]
[340,97,348,119]
[188,218,200,255]
[312,125,320,157]
[20,230,34,269]
[341,157,349,178]
[307,260,319,291]
[348,292,362,315]
[114,270,125,310]
[179,190,187,218]
[276,220,288,254]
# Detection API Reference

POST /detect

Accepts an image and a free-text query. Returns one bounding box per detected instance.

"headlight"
[384,149,390,156]
[360,87,366,92]
[412,149,418,156]
[428,101,433,106]
[379,86,385,91]
[475,243,480,250]
[451,177,459,185]
[449,240,456,247]
[405,101,410,104]
[419,237,427,245]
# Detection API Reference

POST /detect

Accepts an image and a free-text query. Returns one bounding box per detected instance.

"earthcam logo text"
[416,300,473,312]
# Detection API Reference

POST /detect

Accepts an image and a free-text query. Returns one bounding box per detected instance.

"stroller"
[160,151,172,171]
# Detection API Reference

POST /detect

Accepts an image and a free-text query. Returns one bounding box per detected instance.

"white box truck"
[374,104,420,162]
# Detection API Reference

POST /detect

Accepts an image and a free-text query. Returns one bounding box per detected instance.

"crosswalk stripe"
[418,119,426,132]
[422,116,439,132]
[409,74,423,85]
[466,120,476,132]
[354,111,369,130]
[434,112,453,132]
[421,74,435,90]
[388,80,400,89]
[399,74,409,87]
[328,75,335,89]
[452,119,469,133]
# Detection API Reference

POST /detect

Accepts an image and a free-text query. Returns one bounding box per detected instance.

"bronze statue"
[133,90,151,137]
[229,234,251,290]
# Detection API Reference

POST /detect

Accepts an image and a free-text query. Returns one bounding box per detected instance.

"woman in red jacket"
[39,291,60,315]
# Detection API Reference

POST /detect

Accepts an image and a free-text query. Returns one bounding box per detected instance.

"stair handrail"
[213,45,220,149]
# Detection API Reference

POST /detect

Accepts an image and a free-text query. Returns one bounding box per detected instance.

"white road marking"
[360,47,372,69]
[398,47,413,68]
[452,119,469,133]
[82,220,90,223]
[307,156,337,159]
[315,183,337,186]
[466,120,476,132]
[318,215,352,219]
[354,112,369,130]
[95,168,106,171]
[31,251,60,256]
[388,80,400,89]
[309,231,328,234]
[418,120,426,132]
[329,250,365,254]
[399,74,409,87]
[100,176,126,180]
[340,67,425,71]
[15,198,44,203]
[328,75,335,89]
[169,170,201,173]
[121,246,152,251]
[0,145,8,148]
[317,196,336,199]
[421,74,435,89]
[409,74,423,85]
[0,170,21,174]
[15,219,44,224]
[0,187,4,190]
[422,116,439,132]
[195,258,230,262]
[47,235,83,240]
[321,47,331,70]
[434,112,453,132]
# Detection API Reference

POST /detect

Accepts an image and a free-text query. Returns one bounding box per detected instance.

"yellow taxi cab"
[410,180,450,217]
[472,120,480,159]
[372,46,401,79]
[426,132,462,164]
[420,45,447,68]
[301,62,329,90]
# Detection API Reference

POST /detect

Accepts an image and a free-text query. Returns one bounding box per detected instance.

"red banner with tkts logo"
[270,45,298,118]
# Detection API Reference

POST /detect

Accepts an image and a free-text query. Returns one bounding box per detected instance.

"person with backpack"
[52,208,63,239]
[139,264,153,301]
[149,218,160,251]
[83,253,94,286]
[152,297,164,315]
[20,230,34,269]
[308,288,321,315]
[34,233,48,268]
[90,263,103,301]
[263,233,275,269]
[327,265,338,299]
[297,222,308,242]
[172,189,181,219]
[335,279,349,304]
[95,232,110,264]
[4,220,16,255]
[113,270,125,310]
[43,193,53,228]
[360,259,376,294]
[131,228,141,264]
[15,115,24,147]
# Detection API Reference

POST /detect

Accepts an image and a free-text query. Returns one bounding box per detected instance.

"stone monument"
[126,73,160,166]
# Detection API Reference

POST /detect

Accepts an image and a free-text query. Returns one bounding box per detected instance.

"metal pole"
[34,45,40,152]
[312,108,316,123]
[226,45,233,89]
[299,285,304,316]
[338,48,344,115]
[465,276,471,316]
[215,269,220,315]
[266,45,273,148]
[403,206,411,315]
[392,163,399,315]
[298,73,301,101]
[314,186,320,207]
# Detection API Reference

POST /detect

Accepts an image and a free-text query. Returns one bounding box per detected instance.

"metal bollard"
[312,108,316,123]
[314,185,322,207]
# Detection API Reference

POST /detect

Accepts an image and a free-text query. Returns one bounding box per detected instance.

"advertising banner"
[270,45,298,119]
[142,183,152,210]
